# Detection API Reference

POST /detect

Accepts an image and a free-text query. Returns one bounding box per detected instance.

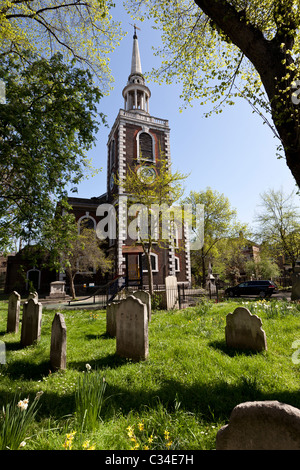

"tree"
[245,258,280,280]
[0,0,123,88]
[126,0,300,188]
[0,51,103,250]
[42,212,112,299]
[120,155,187,295]
[254,188,300,271]
[182,188,245,286]
[211,234,255,284]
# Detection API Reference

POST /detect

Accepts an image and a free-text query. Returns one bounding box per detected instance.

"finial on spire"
[130,23,141,39]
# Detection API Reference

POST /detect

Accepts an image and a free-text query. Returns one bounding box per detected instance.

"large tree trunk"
[194,0,300,188]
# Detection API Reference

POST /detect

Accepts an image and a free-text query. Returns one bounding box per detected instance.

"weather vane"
[130,23,141,37]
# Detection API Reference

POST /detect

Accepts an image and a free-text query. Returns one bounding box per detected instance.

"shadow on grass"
[208,339,263,357]
[68,353,130,371]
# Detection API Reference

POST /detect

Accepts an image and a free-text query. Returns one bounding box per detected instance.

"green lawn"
[0,297,300,450]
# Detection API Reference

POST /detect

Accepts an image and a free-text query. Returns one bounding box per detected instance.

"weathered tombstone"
[225,306,267,352]
[163,275,178,310]
[216,400,300,450]
[46,281,69,300]
[7,291,21,333]
[115,296,148,361]
[50,313,67,370]
[20,298,42,347]
[132,290,151,322]
[0,341,6,365]
[106,301,121,337]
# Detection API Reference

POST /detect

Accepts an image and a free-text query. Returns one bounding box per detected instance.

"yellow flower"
[138,421,144,431]
[166,441,173,448]
[148,435,153,444]
[143,445,149,450]
[82,440,90,449]
[164,430,170,440]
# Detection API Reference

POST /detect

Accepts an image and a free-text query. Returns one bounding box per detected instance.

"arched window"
[142,252,158,273]
[137,131,154,161]
[174,256,180,273]
[109,139,115,169]
[77,213,96,233]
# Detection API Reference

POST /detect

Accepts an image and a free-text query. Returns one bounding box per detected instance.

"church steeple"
[122,27,151,114]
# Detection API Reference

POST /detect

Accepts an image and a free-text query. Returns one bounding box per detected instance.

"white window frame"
[137,130,155,162]
[142,252,158,273]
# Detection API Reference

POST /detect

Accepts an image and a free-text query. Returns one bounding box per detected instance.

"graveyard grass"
[1,298,300,450]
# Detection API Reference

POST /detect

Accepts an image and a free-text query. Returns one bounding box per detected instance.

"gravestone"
[216,401,300,450]
[291,266,300,300]
[50,313,67,370]
[21,298,42,347]
[7,291,21,333]
[225,306,267,352]
[46,281,69,301]
[106,301,121,337]
[132,290,151,321]
[163,275,178,310]
[0,341,6,365]
[115,296,148,361]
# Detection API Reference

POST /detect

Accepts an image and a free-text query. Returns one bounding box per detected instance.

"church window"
[138,131,154,161]
[78,214,96,233]
[109,139,115,169]
[142,252,158,272]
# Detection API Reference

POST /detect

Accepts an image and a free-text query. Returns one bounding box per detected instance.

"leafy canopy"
[125,0,300,140]
[0,51,103,250]
[0,0,124,88]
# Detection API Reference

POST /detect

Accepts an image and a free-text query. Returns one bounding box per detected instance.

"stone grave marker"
[115,295,148,361]
[21,298,42,347]
[50,313,67,370]
[164,275,178,310]
[106,301,121,337]
[132,290,151,322]
[7,291,21,333]
[225,306,267,352]
[216,400,300,450]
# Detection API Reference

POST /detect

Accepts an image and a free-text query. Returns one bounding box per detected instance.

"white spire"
[122,27,151,115]
[131,33,142,76]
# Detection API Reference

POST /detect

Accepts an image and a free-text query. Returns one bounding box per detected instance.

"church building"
[5,29,191,295]
[67,29,192,291]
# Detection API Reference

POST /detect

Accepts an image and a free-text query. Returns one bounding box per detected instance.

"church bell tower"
[106,27,191,288]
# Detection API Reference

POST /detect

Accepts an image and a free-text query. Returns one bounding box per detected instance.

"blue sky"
[71,3,297,229]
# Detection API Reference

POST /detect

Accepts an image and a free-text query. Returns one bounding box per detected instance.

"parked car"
[225,280,278,298]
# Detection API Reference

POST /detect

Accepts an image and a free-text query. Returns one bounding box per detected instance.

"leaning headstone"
[216,400,300,450]
[50,313,67,370]
[20,298,42,347]
[132,290,151,322]
[106,301,121,337]
[225,306,267,352]
[115,296,148,361]
[7,291,21,333]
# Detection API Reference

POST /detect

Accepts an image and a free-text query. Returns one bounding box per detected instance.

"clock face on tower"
[137,165,156,184]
